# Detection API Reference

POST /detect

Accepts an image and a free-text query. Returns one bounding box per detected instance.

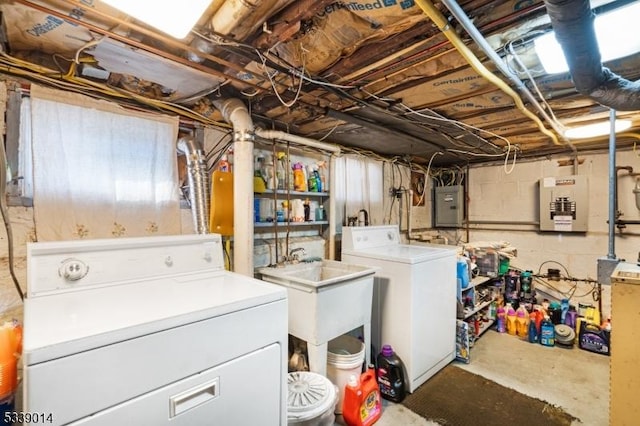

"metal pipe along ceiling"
[414,0,564,147]
[440,0,575,152]
[544,0,640,111]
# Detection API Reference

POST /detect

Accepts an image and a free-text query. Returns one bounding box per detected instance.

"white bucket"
[287,372,337,426]
[326,335,365,414]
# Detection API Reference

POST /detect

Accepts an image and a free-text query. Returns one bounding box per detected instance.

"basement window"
[21,85,181,240]
[535,1,640,74]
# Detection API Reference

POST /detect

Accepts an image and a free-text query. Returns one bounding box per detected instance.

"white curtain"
[28,85,181,241]
[333,154,384,232]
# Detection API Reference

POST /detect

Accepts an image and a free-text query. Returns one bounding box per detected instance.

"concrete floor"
[369,330,610,426]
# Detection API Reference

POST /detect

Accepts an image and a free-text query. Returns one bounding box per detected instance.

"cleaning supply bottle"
[528,312,539,343]
[253,154,267,193]
[263,154,275,190]
[276,152,286,190]
[506,307,517,336]
[293,163,306,191]
[560,298,570,324]
[218,154,230,172]
[307,164,318,192]
[313,165,323,192]
[540,315,555,346]
[0,321,22,403]
[496,307,506,333]
[516,307,529,339]
[376,345,406,403]
[303,198,310,222]
[317,160,327,191]
[342,366,382,426]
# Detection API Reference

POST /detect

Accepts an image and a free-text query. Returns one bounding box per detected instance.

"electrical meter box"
[539,175,588,232]
[434,185,464,227]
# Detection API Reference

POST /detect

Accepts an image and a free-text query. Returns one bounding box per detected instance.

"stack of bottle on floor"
[493,269,610,355]
[340,344,408,426]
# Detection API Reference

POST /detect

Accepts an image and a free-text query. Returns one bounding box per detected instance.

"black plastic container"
[375,344,407,403]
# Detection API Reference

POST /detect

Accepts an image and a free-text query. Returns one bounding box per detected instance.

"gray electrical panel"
[539,175,588,232]
[434,185,464,227]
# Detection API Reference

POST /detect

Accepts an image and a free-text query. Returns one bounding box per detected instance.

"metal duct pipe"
[177,135,210,234]
[212,98,255,276]
[440,0,575,151]
[544,0,640,111]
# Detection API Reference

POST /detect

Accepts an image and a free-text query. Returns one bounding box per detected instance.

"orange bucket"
[0,322,22,398]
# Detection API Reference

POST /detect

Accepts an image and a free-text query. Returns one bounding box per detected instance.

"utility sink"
[258,259,376,291]
[258,259,377,376]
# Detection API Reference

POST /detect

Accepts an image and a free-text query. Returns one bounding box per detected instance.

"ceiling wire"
[0,52,231,127]
[505,38,565,130]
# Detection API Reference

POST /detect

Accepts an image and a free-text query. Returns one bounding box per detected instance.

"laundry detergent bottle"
[342,366,382,426]
[376,345,406,403]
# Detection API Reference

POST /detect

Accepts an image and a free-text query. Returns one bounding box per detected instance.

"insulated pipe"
[608,109,616,259]
[177,136,210,235]
[440,0,575,152]
[210,0,266,35]
[414,0,563,147]
[212,98,255,276]
[544,0,640,111]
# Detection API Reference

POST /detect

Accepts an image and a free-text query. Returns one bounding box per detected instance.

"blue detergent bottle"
[527,312,538,343]
[540,316,555,346]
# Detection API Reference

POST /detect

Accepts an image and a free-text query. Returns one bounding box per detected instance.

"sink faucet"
[288,247,306,262]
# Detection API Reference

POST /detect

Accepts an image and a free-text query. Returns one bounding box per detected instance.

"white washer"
[22,234,288,426]
[341,225,456,393]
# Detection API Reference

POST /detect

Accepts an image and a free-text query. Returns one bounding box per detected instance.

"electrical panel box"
[539,175,588,232]
[434,185,464,227]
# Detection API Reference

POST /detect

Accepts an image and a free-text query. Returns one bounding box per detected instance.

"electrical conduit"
[414,0,562,146]
[439,0,575,151]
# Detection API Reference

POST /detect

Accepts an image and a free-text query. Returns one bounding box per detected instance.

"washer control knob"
[165,256,173,267]
[59,259,89,281]
[203,252,212,262]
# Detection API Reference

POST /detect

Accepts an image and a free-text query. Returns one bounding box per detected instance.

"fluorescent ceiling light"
[535,1,640,74]
[564,119,632,139]
[100,0,211,39]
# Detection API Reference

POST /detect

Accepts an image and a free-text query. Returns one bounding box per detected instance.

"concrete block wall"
[466,149,640,319]
[376,149,640,319]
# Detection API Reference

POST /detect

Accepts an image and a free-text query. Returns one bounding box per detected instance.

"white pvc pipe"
[329,154,337,260]
[213,98,254,276]
[255,129,341,154]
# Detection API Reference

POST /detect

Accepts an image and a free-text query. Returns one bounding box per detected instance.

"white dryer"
[22,234,288,426]
[341,225,456,393]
